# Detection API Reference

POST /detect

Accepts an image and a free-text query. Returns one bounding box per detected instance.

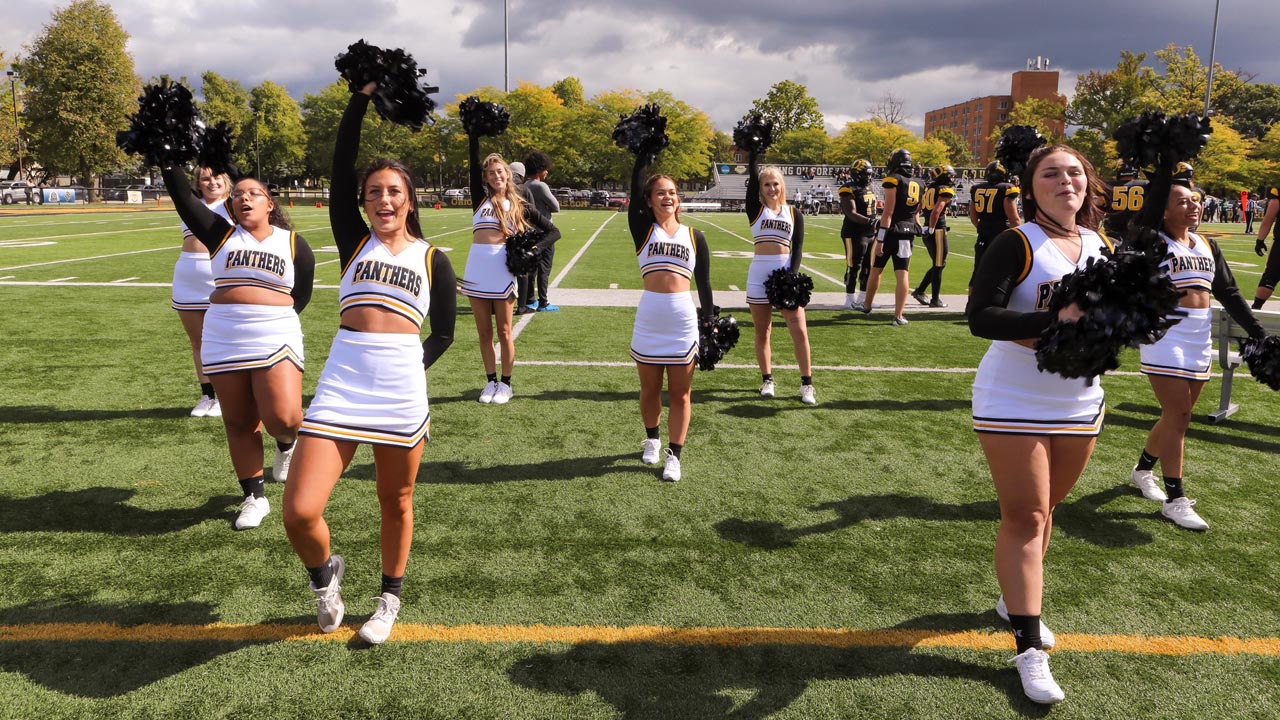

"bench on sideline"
[681,201,722,211]
[1209,307,1280,423]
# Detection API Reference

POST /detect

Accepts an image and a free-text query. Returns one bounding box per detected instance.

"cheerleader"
[968,146,1110,704]
[912,165,956,308]
[161,167,315,532]
[1252,185,1279,309]
[862,149,922,325]
[1130,180,1266,530]
[172,166,232,417]
[282,84,456,643]
[744,151,814,404]
[460,130,560,405]
[838,159,877,310]
[627,150,715,482]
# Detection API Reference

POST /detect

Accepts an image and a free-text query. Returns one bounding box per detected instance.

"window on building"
[976,102,983,110]
[998,101,1009,109]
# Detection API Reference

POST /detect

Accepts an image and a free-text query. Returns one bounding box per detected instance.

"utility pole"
[5,66,22,180]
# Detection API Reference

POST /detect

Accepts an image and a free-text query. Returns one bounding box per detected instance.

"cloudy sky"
[3,0,1278,135]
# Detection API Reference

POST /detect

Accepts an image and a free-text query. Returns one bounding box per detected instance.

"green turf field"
[0,207,1277,718]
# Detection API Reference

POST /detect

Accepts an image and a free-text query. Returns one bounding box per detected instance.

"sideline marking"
[512,359,1148,377]
[689,215,845,288]
[508,213,619,344]
[0,245,179,272]
[110,276,140,283]
[2,622,1277,656]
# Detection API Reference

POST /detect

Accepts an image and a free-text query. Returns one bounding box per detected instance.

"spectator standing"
[509,161,535,315]
[523,151,561,312]
[1245,194,1259,234]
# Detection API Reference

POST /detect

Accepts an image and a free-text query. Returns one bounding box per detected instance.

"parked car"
[588,190,610,207]
[443,188,470,199]
[0,180,36,204]
[606,192,629,209]
[553,187,573,200]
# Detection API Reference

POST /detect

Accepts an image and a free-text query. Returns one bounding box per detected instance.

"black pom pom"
[197,121,236,176]
[763,267,813,310]
[697,313,739,371]
[116,79,204,167]
[1034,247,1183,378]
[1114,112,1212,171]
[504,229,544,275]
[334,40,438,131]
[458,96,510,138]
[1240,335,1280,391]
[994,125,1045,177]
[733,113,773,154]
[612,104,669,161]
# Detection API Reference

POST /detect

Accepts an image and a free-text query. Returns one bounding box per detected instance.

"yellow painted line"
[1,623,1278,656]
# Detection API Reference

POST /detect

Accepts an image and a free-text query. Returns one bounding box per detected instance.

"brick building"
[924,59,1065,165]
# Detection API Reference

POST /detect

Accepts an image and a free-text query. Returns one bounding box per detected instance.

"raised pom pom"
[334,40,438,131]
[697,312,739,371]
[504,229,544,275]
[994,125,1045,177]
[116,79,204,167]
[764,267,813,310]
[458,96,510,138]
[1240,335,1280,391]
[197,121,236,177]
[733,113,773,155]
[612,104,668,161]
[1114,112,1212,170]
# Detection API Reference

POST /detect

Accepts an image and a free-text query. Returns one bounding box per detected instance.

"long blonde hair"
[758,166,788,206]
[482,153,529,234]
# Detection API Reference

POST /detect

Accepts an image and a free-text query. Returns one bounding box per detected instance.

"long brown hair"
[1019,145,1105,234]
[642,174,681,224]
[360,158,423,238]
[482,153,529,234]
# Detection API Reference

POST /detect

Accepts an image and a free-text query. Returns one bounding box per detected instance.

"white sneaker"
[1162,496,1208,530]
[854,290,866,307]
[661,449,681,482]
[844,293,859,310]
[478,380,498,403]
[358,592,402,645]
[205,398,222,418]
[1129,466,1167,501]
[272,444,294,483]
[310,555,345,633]
[759,379,776,398]
[891,316,909,326]
[491,381,513,405]
[1009,647,1064,704]
[190,396,216,417]
[995,595,1055,649]
[799,385,817,405]
[233,495,270,530]
[641,438,661,464]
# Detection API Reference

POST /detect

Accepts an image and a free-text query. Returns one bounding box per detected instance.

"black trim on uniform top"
[331,92,371,269]
[423,248,457,369]
[1207,237,1265,339]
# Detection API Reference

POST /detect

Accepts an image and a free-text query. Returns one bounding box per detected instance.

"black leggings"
[843,233,873,292]
[916,231,948,298]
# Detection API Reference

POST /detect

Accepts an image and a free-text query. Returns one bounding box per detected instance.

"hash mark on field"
[689,216,844,288]
[48,276,78,282]
[729,284,740,291]
[609,283,618,289]
[4,622,1277,657]
[111,277,141,283]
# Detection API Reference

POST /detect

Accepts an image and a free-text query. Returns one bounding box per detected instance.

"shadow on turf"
[346,452,646,484]
[1108,402,1280,454]
[712,396,970,418]
[508,613,1051,718]
[802,310,970,328]
[715,489,1154,550]
[431,389,639,405]
[0,487,241,536]
[0,601,263,698]
[0,404,192,423]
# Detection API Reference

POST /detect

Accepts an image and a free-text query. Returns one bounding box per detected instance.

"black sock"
[306,557,334,589]
[500,375,511,386]
[1136,449,1159,472]
[486,372,497,383]
[801,375,813,386]
[200,382,215,399]
[762,373,773,382]
[238,474,265,499]
[1008,613,1042,653]
[645,425,660,440]
[1254,296,1266,310]
[276,439,294,453]
[380,574,404,597]
[668,442,683,460]
[1163,476,1184,501]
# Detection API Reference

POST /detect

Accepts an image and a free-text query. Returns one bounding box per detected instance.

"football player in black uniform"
[913,165,956,307]
[967,161,1021,295]
[1103,160,1146,243]
[1254,185,1280,308]
[838,159,878,309]
[863,148,922,325]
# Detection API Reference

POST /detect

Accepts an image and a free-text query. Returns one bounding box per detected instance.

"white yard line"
[0,245,180,271]
[512,359,1147,376]
[110,276,140,283]
[550,213,617,288]
[689,215,845,287]
[0,226,174,245]
[48,276,78,283]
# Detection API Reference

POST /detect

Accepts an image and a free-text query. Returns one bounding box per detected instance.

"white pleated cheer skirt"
[460,243,516,299]
[171,252,214,311]
[300,329,429,448]
[1140,308,1212,381]
[972,341,1105,435]
[746,254,789,306]
[201,303,303,375]
[630,290,698,365]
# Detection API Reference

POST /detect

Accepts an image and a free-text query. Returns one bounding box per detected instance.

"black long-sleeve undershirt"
[423,249,457,368]
[1208,238,1265,339]
[163,166,314,314]
[967,228,1054,341]
[469,136,484,213]
[627,154,715,317]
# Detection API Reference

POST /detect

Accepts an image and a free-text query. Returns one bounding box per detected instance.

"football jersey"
[881,172,922,226]
[970,181,1020,239]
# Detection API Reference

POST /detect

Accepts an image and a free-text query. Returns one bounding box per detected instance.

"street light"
[254,112,262,180]
[5,66,22,180]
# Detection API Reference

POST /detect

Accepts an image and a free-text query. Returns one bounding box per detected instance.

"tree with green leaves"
[248,80,305,182]
[830,119,916,167]
[769,128,831,164]
[199,71,254,171]
[1065,51,1161,137]
[747,80,824,135]
[928,129,971,166]
[551,76,584,108]
[20,0,136,196]
[0,50,22,174]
